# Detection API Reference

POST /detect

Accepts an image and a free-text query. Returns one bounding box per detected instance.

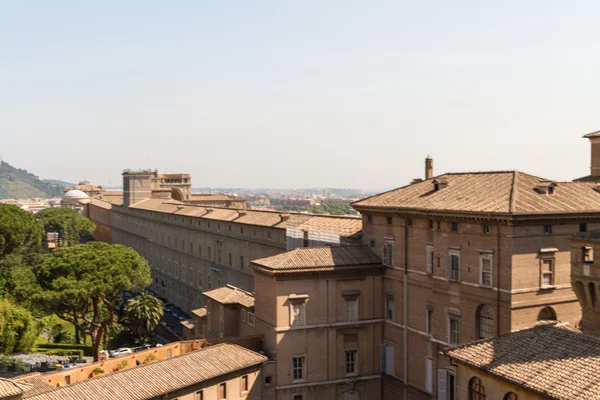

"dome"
[63,189,89,199]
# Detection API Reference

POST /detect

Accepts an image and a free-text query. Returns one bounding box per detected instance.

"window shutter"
[385,344,395,376]
[425,359,433,393]
[437,369,447,400]
[445,255,452,279]
[380,344,387,373]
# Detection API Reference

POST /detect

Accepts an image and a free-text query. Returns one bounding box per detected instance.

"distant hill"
[0,161,67,199]
[42,178,75,188]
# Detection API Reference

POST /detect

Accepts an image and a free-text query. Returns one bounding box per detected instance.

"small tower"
[570,231,600,336]
[425,156,433,180]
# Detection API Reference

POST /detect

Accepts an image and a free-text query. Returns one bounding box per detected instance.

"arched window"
[477,305,494,339]
[469,377,485,400]
[538,306,556,321]
[504,393,518,400]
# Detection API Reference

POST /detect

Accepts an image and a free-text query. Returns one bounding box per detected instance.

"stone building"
[351,146,600,398]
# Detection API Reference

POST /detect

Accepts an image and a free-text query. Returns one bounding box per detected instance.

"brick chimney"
[279,213,291,222]
[584,131,600,177]
[425,157,433,180]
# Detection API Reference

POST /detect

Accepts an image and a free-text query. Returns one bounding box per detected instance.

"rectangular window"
[383,241,394,267]
[241,309,246,322]
[241,375,248,392]
[425,359,433,393]
[218,382,226,400]
[584,246,594,263]
[292,356,305,382]
[345,350,357,375]
[406,218,413,227]
[542,258,554,287]
[239,256,244,270]
[544,224,552,234]
[228,224,232,232]
[449,317,460,345]
[426,309,433,335]
[446,252,460,281]
[386,297,394,321]
[429,219,434,229]
[367,215,373,224]
[580,223,588,232]
[344,298,359,321]
[451,222,458,232]
[370,239,375,248]
[247,312,255,327]
[290,302,306,326]
[228,253,232,266]
[240,226,244,234]
[195,391,203,400]
[293,395,304,400]
[426,246,434,274]
[483,224,490,234]
[387,216,393,225]
[268,231,272,239]
[480,255,493,287]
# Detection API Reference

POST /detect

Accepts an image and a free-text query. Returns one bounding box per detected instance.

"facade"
[352,151,600,398]
[9,343,267,400]
[569,230,600,336]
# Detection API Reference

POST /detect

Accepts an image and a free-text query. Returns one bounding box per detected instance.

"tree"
[30,242,151,360]
[36,208,95,247]
[123,292,163,338]
[0,204,43,257]
[0,298,37,354]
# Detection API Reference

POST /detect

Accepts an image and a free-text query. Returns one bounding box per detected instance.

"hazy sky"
[2,1,599,190]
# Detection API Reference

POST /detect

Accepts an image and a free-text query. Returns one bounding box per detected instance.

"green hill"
[0,161,66,199]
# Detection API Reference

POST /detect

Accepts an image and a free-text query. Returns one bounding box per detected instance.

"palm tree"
[123,292,164,337]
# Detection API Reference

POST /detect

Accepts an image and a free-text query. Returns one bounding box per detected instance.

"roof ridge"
[508,171,517,213]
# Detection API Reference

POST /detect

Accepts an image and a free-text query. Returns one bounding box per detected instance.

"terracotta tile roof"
[27,343,266,400]
[88,198,113,210]
[128,199,362,237]
[0,378,32,397]
[353,171,600,216]
[189,194,241,201]
[584,130,600,138]
[251,245,382,273]
[16,374,54,399]
[180,319,195,330]
[444,323,600,400]
[203,285,255,308]
[191,307,207,318]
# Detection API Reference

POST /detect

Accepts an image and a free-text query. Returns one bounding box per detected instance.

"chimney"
[279,213,291,222]
[584,131,600,177]
[237,210,247,217]
[425,157,433,180]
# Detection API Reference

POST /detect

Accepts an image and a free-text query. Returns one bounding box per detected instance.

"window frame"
[479,254,493,287]
[247,312,255,327]
[290,301,306,327]
[543,224,552,235]
[449,315,460,345]
[468,376,486,400]
[451,222,459,232]
[345,349,358,376]
[426,308,433,335]
[344,297,359,322]
[447,250,461,281]
[218,382,227,400]
[385,296,394,321]
[477,305,494,339]
[291,355,306,382]
[383,241,394,267]
[540,257,555,288]
[241,375,249,393]
[426,245,434,274]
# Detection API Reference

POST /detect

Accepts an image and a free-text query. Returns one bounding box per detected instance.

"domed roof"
[64,189,89,199]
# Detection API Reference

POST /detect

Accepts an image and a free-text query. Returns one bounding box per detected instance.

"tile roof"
[444,323,600,400]
[203,285,255,308]
[191,307,207,318]
[127,199,362,237]
[26,343,266,400]
[189,194,242,201]
[180,319,195,330]
[584,130,600,138]
[88,198,113,210]
[251,245,382,273]
[353,171,600,216]
[0,378,32,397]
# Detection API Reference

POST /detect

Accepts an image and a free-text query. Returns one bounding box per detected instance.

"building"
[351,142,600,398]
[6,343,267,400]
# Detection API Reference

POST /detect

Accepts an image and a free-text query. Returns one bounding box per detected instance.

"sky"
[1,1,600,190]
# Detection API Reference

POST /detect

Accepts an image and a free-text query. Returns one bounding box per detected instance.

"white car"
[110,348,132,357]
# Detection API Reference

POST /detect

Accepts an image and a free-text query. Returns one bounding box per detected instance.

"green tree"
[30,242,151,360]
[0,298,37,354]
[35,208,95,246]
[123,292,163,338]
[0,204,43,257]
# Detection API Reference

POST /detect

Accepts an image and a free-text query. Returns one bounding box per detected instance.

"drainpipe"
[496,222,501,336]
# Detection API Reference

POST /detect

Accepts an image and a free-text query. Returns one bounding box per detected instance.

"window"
[240,226,244,234]
[195,391,203,400]
[541,258,554,287]
[370,239,375,247]
[447,252,460,281]
[383,241,394,267]
[293,395,304,400]
[241,375,248,392]
[264,375,272,385]
[480,255,492,287]
[292,356,305,382]
[406,218,413,227]
[426,246,434,274]
[429,219,434,229]
[367,215,373,223]
[451,222,458,232]
[438,369,455,400]
[504,392,518,400]
[583,246,594,263]
[218,382,226,399]
[469,377,485,400]
[345,350,357,375]
[208,222,211,228]
[228,253,232,266]
[65,375,71,384]
[290,302,306,326]
[217,223,221,231]
[239,256,244,269]
[241,309,246,322]
[247,312,255,327]
[538,306,556,321]
[228,224,232,232]
[544,224,552,234]
[426,309,433,335]
[437,221,441,230]
[477,305,493,339]
[268,231,272,239]
[580,223,588,232]
[344,298,359,321]
[252,229,257,236]
[449,316,460,345]
[483,224,490,234]
[387,216,393,224]
[386,296,394,320]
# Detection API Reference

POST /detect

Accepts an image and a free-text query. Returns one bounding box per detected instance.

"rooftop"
[584,130,600,138]
[353,171,600,216]
[191,307,207,319]
[0,378,32,398]
[444,323,600,400]
[203,285,255,309]
[251,244,382,273]
[126,198,362,237]
[25,343,266,400]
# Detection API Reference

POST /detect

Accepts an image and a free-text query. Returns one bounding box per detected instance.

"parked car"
[134,344,153,352]
[74,359,88,365]
[110,348,133,357]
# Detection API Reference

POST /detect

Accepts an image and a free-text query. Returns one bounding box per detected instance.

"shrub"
[32,348,84,359]
[143,354,158,364]
[90,367,104,377]
[113,360,128,372]
[35,343,92,356]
